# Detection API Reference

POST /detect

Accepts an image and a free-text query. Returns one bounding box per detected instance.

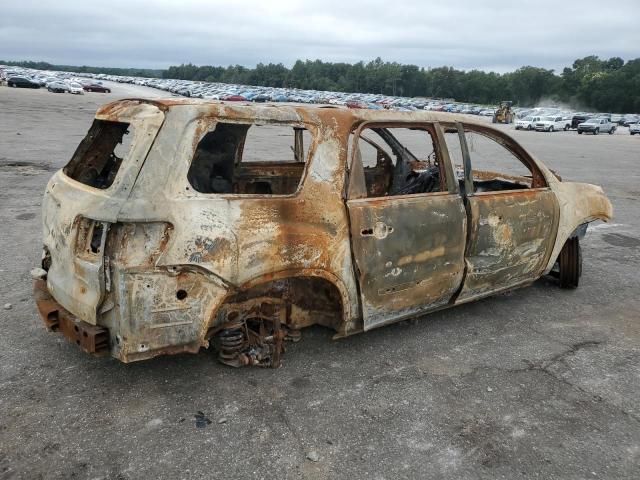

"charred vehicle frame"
[34,99,613,367]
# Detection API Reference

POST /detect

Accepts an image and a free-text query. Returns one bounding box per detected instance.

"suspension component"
[216,323,247,368]
[211,298,301,368]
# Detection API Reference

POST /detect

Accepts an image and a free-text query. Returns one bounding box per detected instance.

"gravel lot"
[1,82,639,480]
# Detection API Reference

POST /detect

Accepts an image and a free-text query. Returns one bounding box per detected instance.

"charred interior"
[358,127,444,197]
[187,122,309,195]
[63,119,132,189]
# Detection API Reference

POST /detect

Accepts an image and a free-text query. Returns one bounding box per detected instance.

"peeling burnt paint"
[35,98,613,367]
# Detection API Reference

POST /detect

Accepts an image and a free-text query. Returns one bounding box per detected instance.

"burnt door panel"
[456,188,559,302]
[347,192,467,330]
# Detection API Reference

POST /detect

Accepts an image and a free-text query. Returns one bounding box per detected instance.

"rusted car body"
[34,99,613,367]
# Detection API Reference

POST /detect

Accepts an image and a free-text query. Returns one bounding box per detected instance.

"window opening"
[64,120,133,189]
[188,123,310,195]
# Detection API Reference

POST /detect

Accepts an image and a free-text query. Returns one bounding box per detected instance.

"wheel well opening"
[214,276,344,332]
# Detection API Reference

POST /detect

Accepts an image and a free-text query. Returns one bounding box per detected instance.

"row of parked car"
[2,69,111,95]
[513,108,639,135]
[1,65,493,112]
[3,66,640,136]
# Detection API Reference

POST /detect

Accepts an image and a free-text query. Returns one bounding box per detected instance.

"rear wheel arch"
[208,270,354,334]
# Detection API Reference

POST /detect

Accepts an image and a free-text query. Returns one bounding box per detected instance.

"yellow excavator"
[492,101,514,124]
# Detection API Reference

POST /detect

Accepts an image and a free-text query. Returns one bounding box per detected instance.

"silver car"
[577,118,616,135]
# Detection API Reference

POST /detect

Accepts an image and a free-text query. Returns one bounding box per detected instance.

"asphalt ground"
[1,82,639,480]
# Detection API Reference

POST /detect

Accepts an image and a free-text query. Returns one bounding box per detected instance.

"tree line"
[164,56,640,113]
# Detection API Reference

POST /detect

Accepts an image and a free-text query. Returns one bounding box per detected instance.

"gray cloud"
[1,0,638,72]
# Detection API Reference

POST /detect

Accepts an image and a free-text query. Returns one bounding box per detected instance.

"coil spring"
[217,325,246,362]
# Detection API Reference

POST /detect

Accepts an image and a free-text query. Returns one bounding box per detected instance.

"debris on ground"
[306,451,320,462]
[194,411,212,428]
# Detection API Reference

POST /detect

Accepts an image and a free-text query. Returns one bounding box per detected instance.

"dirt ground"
[1,82,639,480]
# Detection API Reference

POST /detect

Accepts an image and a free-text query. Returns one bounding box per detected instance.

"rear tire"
[609,128,615,135]
[558,237,582,289]
[578,130,583,134]
[564,125,569,131]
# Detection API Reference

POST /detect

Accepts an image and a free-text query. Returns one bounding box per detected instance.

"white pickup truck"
[535,116,571,132]
[515,116,541,130]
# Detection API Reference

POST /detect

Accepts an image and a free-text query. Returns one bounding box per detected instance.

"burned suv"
[34,99,613,367]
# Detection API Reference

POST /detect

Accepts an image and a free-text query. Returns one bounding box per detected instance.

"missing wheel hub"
[211,297,304,368]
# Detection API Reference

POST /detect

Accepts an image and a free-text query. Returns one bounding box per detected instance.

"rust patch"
[34,279,109,355]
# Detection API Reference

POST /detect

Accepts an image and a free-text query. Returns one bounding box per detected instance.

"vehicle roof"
[96,97,493,129]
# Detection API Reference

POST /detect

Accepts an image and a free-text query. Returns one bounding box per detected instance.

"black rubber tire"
[578,130,583,134]
[559,237,582,289]
[564,125,569,131]
[549,126,554,132]
[527,124,532,131]
[594,128,599,135]
[609,128,615,135]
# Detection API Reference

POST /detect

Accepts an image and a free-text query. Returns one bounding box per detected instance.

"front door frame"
[345,121,468,329]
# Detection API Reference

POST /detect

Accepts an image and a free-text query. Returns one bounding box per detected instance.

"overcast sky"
[2,0,639,73]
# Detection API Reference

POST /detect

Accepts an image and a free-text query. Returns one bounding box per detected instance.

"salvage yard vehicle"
[492,100,514,124]
[66,82,85,95]
[47,81,70,93]
[515,115,541,130]
[535,116,570,132]
[83,83,111,93]
[33,99,613,368]
[630,123,640,135]
[7,76,40,88]
[571,113,593,129]
[577,118,616,135]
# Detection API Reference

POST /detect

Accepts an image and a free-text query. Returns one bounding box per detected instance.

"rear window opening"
[64,120,133,189]
[187,123,311,195]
